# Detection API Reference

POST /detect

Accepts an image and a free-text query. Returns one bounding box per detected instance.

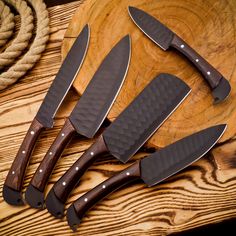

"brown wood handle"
[53,135,108,203]
[67,161,141,229]
[170,34,223,89]
[30,119,76,192]
[4,118,44,191]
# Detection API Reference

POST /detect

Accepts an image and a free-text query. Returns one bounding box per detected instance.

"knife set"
[3,6,229,232]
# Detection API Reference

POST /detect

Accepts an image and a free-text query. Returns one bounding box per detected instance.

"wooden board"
[62,0,236,148]
[1,1,236,235]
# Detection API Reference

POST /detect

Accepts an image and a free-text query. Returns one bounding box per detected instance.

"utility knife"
[25,35,131,209]
[3,25,90,206]
[46,73,191,218]
[128,6,231,104]
[67,124,226,231]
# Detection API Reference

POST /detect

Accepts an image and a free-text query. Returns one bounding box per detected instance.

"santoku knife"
[3,25,90,206]
[25,35,131,209]
[46,73,191,218]
[128,6,231,104]
[67,124,226,231]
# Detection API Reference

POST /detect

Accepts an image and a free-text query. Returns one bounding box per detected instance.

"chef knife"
[67,124,226,231]
[46,73,191,218]
[128,6,231,104]
[25,35,131,209]
[3,24,90,206]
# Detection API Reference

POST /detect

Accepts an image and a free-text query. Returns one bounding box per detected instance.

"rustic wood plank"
[0,1,236,235]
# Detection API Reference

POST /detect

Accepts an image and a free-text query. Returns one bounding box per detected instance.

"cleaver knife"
[25,35,131,209]
[3,24,90,206]
[128,6,231,104]
[45,73,191,218]
[67,124,226,231]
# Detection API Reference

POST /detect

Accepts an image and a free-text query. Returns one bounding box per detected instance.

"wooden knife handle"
[170,34,223,89]
[67,161,141,230]
[30,118,76,192]
[4,118,44,191]
[53,135,108,203]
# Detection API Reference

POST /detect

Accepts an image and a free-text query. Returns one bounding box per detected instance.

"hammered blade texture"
[141,124,226,186]
[103,73,190,163]
[37,25,89,128]
[129,7,173,50]
[69,35,130,138]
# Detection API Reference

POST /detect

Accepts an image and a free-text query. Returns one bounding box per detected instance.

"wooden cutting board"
[62,0,236,148]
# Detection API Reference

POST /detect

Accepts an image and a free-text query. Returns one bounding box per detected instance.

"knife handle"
[53,135,108,203]
[67,161,141,231]
[170,34,223,89]
[4,118,44,197]
[30,118,76,192]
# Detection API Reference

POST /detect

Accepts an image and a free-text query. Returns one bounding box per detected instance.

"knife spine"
[51,25,90,120]
[67,161,141,231]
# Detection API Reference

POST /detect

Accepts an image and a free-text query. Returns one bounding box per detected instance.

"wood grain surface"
[62,0,236,148]
[0,1,236,235]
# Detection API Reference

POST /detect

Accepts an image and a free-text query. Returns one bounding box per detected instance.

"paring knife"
[67,124,226,231]
[46,73,191,218]
[3,25,90,206]
[25,35,131,209]
[128,6,231,104]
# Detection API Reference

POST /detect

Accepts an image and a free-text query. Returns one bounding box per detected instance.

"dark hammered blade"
[103,73,191,163]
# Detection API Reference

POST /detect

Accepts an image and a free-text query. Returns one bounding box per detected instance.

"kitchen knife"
[25,35,131,209]
[67,124,226,231]
[3,24,90,206]
[128,6,231,104]
[46,73,191,218]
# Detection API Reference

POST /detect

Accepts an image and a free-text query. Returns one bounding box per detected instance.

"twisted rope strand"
[0,0,15,47]
[0,0,33,69]
[0,0,49,90]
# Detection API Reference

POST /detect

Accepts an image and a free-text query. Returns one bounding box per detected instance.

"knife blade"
[128,6,231,104]
[45,73,191,218]
[25,35,131,209]
[66,124,226,231]
[3,24,90,206]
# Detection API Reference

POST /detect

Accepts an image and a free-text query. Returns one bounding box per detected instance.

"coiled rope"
[0,0,49,90]
[0,1,14,47]
[0,0,33,69]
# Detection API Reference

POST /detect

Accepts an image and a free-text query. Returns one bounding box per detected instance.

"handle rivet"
[207,71,211,75]
[39,169,43,173]
[22,150,26,154]
[12,171,15,175]
[84,198,88,202]
[126,172,130,176]
[30,131,35,135]
[62,181,66,186]
[195,59,199,62]
[102,185,106,189]
[90,152,94,156]
[181,44,185,48]
[49,152,53,155]
[61,133,65,137]
[75,166,79,171]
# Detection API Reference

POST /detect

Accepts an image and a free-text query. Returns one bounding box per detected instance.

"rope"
[0,0,15,47]
[0,0,34,68]
[0,0,49,90]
